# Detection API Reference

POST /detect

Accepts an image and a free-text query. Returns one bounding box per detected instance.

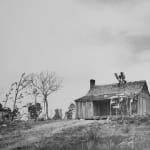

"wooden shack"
[75,79,150,119]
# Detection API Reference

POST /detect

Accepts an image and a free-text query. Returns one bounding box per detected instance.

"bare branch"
[28,71,63,119]
[6,73,32,121]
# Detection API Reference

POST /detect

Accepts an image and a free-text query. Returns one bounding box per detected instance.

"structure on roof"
[74,79,150,119]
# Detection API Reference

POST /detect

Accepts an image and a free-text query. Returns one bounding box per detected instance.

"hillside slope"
[1,119,150,150]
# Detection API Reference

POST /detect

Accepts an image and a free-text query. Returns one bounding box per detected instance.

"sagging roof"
[75,80,148,102]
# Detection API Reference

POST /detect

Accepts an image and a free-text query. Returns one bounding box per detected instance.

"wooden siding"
[138,93,150,115]
[75,101,93,119]
[137,85,150,115]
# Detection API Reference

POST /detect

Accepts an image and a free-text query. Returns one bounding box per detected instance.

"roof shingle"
[75,80,147,101]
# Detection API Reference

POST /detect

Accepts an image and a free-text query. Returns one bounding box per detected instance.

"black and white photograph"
[1,0,150,149]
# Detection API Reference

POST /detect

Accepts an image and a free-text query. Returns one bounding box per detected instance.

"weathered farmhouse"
[75,79,150,119]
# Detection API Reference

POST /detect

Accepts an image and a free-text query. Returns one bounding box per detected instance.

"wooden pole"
[116,106,117,117]
[130,99,132,115]
[110,99,111,116]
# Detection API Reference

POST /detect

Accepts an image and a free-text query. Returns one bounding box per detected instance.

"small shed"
[75,79,150,119]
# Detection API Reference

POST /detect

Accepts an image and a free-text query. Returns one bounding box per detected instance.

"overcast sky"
[1,0,150,115]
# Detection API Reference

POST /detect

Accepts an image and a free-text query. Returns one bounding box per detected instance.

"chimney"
[90,79,95,89]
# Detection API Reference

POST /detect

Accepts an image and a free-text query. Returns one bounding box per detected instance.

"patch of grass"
[12,122,126,150]
[0,120,32,135]
[3,120,150,150]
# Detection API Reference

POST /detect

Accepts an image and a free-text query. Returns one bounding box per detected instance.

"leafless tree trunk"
[45,97,49,119]
[9,73,31,121]
[3,83,15,108]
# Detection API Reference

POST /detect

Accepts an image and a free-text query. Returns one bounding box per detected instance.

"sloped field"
[1,119,150,150]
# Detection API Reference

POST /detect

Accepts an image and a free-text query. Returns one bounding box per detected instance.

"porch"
[92,98,138,118]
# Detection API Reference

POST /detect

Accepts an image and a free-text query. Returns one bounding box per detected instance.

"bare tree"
[3,80,20,108]
[9,73,31,120]
[29,72,62,119]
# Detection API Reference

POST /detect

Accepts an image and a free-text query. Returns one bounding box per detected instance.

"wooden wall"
[138,93,150,115]
[137,86,150,115]
[76,101,93,119]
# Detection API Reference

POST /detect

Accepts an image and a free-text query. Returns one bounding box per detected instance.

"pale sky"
[1,0,150,116]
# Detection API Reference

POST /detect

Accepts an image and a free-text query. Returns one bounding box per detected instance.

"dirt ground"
[1,119,150,150]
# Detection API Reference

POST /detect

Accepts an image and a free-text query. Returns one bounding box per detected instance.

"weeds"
[3,120,150,150]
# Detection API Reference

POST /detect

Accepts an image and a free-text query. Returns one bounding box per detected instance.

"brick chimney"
[90,79,95,89]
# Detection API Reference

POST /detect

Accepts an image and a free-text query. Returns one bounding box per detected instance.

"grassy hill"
[1,118,150,150]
